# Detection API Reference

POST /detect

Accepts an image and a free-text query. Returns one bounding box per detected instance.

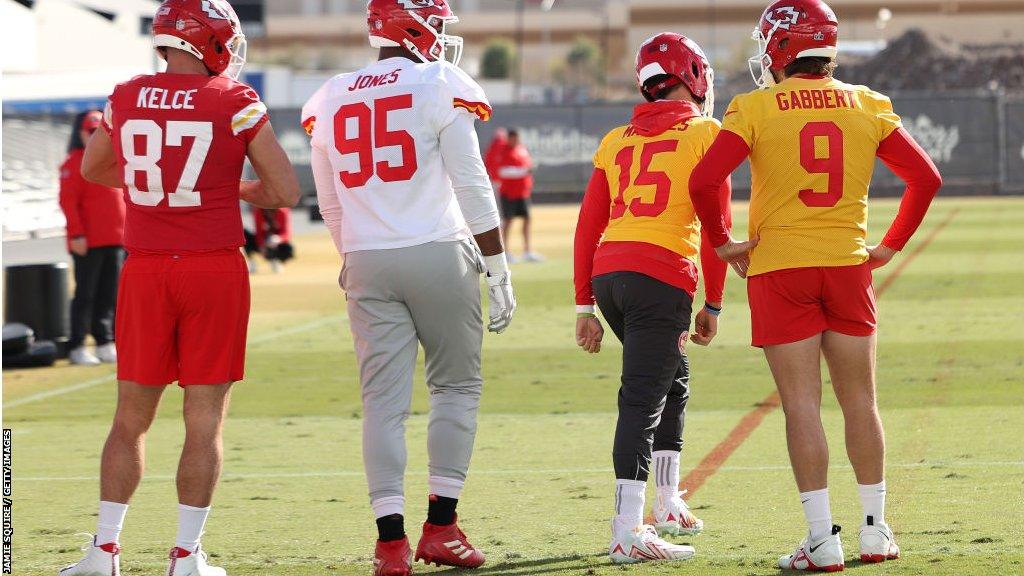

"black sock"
[427,495,458,526]
[376,514,405,542]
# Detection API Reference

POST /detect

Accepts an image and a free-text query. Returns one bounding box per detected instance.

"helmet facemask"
[697,60,716,117]
[224,32,247,79]
[748,21,783,89]
[404,12,463,66]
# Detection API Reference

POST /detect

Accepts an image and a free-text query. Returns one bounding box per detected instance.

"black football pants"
[593,271,692,482]
[69,245,124,349]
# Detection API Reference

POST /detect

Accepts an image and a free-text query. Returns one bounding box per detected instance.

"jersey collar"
[630,100,701,137]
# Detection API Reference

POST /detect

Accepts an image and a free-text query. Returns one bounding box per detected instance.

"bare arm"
[81,129,123,188]
[473,227,503,256]
[242,123,301,209]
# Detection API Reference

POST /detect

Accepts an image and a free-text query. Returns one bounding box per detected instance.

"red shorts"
[747,263,876,347]
[115,250,250,386]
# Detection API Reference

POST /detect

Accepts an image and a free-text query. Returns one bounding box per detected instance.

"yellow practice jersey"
[722,76,902,276]
[593,115,721,260]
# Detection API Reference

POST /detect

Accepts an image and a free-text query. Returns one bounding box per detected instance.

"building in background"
[250,0,1024,104]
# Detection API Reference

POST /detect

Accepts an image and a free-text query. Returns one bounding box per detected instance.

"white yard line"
[5,374,115,408]
[19,460,1023,482]
[5,315,346,408]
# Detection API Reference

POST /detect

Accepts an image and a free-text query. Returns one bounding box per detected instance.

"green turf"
[5,198,1024,575]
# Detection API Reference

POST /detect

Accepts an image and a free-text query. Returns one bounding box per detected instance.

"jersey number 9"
[798,121,844,208]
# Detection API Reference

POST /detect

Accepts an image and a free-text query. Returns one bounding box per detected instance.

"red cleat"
[374,537,413,576]
[414,516,485,568]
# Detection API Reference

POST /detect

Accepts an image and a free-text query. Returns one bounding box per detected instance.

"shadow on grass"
[428,551,608,576]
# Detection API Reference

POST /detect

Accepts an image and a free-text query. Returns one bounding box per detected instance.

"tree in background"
[558,36,604,101]
[481,40,515,79]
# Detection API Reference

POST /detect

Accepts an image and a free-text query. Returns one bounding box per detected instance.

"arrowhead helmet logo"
[398,0,438,8]
[201,0,229,20]
[764,6,801,30]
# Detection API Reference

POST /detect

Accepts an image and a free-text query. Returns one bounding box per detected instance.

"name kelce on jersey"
[347,69,403,92]
[137,87,198,110]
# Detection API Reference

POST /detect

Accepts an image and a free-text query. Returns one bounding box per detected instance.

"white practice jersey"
[303,57,499,254]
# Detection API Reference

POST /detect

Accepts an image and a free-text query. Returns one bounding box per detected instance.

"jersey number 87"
[121,119,213,208]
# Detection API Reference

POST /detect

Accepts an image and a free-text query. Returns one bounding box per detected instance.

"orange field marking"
[675,206,962,499]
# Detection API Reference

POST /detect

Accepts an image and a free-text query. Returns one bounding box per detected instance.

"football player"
[574,33,730,564]
[62,1,299,575]
[301,1,514,574]
[689,0,941,570]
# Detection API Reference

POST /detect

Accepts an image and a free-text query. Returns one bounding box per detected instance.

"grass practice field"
[4,198,1024,576]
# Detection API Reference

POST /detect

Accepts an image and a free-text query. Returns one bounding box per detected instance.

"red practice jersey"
[102,73,268,253]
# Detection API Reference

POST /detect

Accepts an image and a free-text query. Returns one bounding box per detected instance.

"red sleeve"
[228,84,269,144]
[484,142,501,179]
[699,176,732,304]
[876,127,942,251]
[689,130,750,247]
[277,207,292,241]
[574,168,611,306]
[58,155,86,238]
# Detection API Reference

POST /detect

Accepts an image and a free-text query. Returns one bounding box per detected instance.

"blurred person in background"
[483,127,508,188]
[59,109,126,366]
[253,207,294,273]
[497,129,542,262]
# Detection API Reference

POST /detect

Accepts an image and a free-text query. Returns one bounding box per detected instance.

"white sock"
[428,476,464,499]
[800,488,833,541]
[652,450,680,497]
[175,504,211,553]
[371,495,405,519]
[613,479,646,534]
[857,480,887,525]
[96,501,128,545]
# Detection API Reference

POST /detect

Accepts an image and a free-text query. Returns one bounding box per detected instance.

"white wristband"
[576,305,596,314]
[483,253,509,277]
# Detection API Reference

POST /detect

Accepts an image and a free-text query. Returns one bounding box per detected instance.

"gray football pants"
[341,239,485,504]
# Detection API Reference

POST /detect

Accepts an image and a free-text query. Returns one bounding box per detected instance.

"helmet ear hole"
[214,42,224,54]
[407,28,421,38]
[778,38,789,50]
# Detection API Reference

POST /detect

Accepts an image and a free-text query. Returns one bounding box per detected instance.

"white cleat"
[859,517,900,563]
[522,252,545,263]
[58,536,120,576]
[95,343,117,364]
[778,525,845,572]
[69,347,101,366]
[167,546,226,576]
[609,523,695,564]
[653,490,704,537]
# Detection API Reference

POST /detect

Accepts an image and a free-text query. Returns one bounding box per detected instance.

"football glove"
[483,254,516,333]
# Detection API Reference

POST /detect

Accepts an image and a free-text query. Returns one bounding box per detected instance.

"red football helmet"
[749,0,838,87]
[635,33,714,116]
[152,0,247,79]
[367,0,463,66]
